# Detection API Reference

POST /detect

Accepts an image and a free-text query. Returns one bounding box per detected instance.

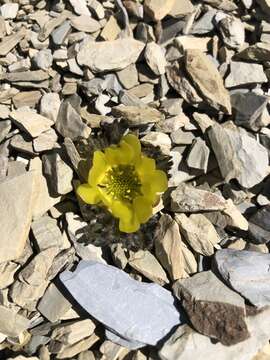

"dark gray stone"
[231,92,269,131]
[60,261,183,349]
[248,205,270,244]
[214,249,270,307]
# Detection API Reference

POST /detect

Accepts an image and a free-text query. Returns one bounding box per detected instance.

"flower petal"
[104,141,134,165]
[88,150,107,186]
[119,216,140,233]
[77,184,100,204]
[133,196,153,223]
[110,200,132,220]
[122,134,141,163]
[151,170,168,193]
[136,156,156,179]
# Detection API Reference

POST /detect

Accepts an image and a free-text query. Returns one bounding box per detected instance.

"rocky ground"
[1,0,270,359]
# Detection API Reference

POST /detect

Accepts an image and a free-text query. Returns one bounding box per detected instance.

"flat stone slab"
[60,261,182,349]
[214,249,270,307]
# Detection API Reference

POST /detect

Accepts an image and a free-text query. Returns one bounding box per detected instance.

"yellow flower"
[76,134,168,233]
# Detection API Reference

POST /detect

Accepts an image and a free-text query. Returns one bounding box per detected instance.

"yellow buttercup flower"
[76,134,168,233]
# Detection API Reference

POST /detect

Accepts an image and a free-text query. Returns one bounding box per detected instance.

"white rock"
[0,3,18,19]
[145,42,167,75]
[68,0,91,15]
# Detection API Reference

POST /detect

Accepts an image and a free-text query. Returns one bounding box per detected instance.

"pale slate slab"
[214,249,270,307]
[60,261,182,349]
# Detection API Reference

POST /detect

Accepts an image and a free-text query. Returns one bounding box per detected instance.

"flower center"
[100,164,141,202]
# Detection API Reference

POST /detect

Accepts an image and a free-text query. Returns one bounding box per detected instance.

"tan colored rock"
[0,305,29,337]
[144,0,176,21]
[12,91,42,108]
[71,15,101,33]
[171,184,227,212]
[100,340,130,360]
[166,60,203,105]
[175,214,220,256]
[30,157,61,219]
[10,110,53,138]
[223,199,249,231]
[100,16,121,41]
[52,319,96,345]
[155,214,186,281]
[169,0,194,16]
[77,38,144,73]
[185,49,231,113]
[117,64,139,90]
[175,36,211,52]
[145,42,167,75]
[0,172,35,263]
[0,261,20,289]
[0,27,26,56]
[53,333,99,359]
[192,112,215,133]
[129,250,169,285]
[181,242,197,274]
[112,105,164,125]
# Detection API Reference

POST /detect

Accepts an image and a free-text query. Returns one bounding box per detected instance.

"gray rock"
[248,205,270,244]
[51,20,71,46]
[55,100,91,140]
[60,261,182,349]
[231,92,269,131]
[190,10,216,34]
[171,128,195,145]
[42,151,73,196]
[33,49,53,70]
[159,307,270,360]
[173,271,249,345]
[37,283,72,322]
[214,249,270,307]
[171,183,227,212]
[236,42,270,62]
[207,123,269,188]
[77,38,144,73]
[186,138,210,173]
[225,62,267,88]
